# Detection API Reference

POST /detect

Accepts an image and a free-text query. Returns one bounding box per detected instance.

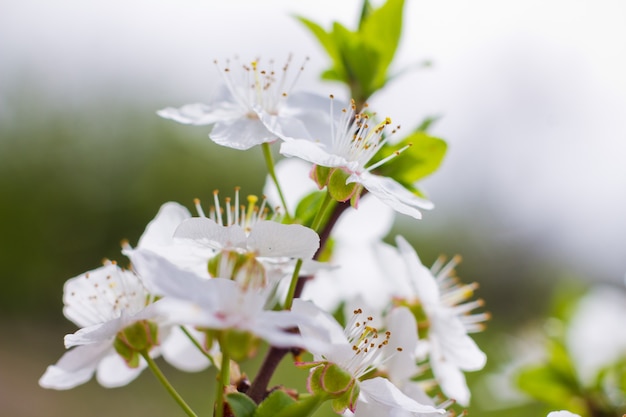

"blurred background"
[1,0,625,416]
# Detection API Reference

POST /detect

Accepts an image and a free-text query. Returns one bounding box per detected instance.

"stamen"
[213,190,223,225]
[194,198,206,218]
[366,142,412,172]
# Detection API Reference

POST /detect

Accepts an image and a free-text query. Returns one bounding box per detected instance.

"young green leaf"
[254,390,295,417]
[225,392,257,417]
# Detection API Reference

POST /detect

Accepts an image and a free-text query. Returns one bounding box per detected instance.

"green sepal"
[321,363,354,395]
[225,392,257,417]
[307,364,326,395]
[328,169,358,202]
[311,165,331,189]
[114,320,159,367]
[373,131,447,192]
[113,337,141,368]
[254,390,295,417]
[331,381,360,414]
[221,329,261,362]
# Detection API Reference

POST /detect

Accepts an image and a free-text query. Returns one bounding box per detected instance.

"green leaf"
[374,131,447,189]
[360,0,405,90]
[273,393,327,417]
[254,390,296,417]
[296,0,407,103]
[225,392,257,417]
[294,190,327,228]
[516,365,580,409]
[516,340,584,413]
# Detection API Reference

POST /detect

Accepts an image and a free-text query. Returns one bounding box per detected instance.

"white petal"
[291,299,348,350]
[360,377,444,414]
[353,172,434,220]
[261,91,332,141]
[280,138,350,168]
[210,117,274,150]
[63,263,145,328]
[137,202,191,250]
[174,217,247,250]
[430,340,471,406]
[64,319,120,348]
[385,307,420,382]
[247,221,319,259]
[432,312,487,371]
[160,326,212,372]
[39,343,111,390]
[128,249,213,302]
[96,353,146,388]
[333,194,394,242]
[547,412,582,417]
[395,235,440,304]
[157,103,220,125]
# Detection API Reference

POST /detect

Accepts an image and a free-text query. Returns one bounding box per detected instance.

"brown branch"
[246,200,353,403]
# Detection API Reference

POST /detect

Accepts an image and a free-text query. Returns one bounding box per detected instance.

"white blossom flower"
[390,235,488,406]
[547,412,581,417]
[349,307,447,417]
[292,299,445,416]
[39,261,161,390]
[128,249,322,351]
[173,191,320,287]
[279,98,434,219]
[158,56,330,150]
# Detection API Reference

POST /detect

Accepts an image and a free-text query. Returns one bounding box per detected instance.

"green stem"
[179,326,216,367]
[310,191,335,233]
[140,350,198,417]
[214,344,230,417]
[261,143,292,221]
[283,258,304,310]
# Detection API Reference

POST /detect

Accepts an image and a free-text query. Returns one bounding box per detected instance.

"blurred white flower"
[292,299,445,416]
[158,56,329,150]
[280,98,433,219]
[390,235,488,406]
[39,262,161,389]
[565,285,626,382]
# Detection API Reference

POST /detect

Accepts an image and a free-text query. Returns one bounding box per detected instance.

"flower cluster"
[40,53,488,417]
